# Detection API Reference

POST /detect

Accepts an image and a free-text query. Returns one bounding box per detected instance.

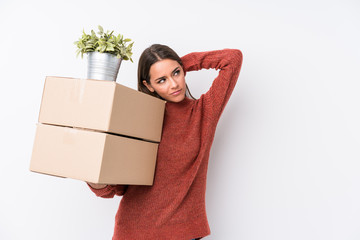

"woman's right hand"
[87,182,107,189]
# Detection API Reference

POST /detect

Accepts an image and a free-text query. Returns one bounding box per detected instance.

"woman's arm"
[181,49,243,121]
[86,182,128,198]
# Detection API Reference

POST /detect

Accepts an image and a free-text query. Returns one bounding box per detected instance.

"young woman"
[87,44,243,240]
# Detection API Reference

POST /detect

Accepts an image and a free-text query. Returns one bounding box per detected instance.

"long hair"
[137,44,195,100]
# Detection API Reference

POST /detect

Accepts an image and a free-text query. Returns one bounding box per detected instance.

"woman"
[87,44,243,240]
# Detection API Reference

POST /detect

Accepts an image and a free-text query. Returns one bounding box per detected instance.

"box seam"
[97,133,108,184]
[107,83,117,134]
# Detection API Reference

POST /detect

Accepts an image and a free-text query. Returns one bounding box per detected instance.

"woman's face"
[143,59,186,102]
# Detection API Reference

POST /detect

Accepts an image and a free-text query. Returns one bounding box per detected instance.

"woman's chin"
[166,93,186,102]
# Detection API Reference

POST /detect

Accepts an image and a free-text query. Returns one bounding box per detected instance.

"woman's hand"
[87,182,107,189]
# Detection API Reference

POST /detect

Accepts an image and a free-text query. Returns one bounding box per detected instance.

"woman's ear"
[142,80,155,92]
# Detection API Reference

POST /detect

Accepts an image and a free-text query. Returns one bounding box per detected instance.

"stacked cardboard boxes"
[30,76,165,185]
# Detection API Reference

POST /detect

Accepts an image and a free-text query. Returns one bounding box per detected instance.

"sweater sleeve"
[86,183,128,198]
[181,49,243,121]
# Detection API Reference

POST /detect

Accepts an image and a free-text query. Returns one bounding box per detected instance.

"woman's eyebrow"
[172,67,180,74]
[155,76,166,81]
[155,67,180,81]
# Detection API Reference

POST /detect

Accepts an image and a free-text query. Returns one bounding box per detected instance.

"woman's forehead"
[149,59,180,79]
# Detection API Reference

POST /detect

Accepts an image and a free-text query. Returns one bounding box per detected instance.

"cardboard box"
[38,76,165,142]
[30,123,158,185]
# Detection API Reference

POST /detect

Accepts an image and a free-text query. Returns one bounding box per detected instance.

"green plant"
[74,25,134,62]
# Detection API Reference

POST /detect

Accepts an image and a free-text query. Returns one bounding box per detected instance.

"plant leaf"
[98,25,104,33]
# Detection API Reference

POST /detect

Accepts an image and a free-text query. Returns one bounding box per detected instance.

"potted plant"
[74,25,134,81]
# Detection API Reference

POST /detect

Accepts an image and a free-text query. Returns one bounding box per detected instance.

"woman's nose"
[169,77,179,88]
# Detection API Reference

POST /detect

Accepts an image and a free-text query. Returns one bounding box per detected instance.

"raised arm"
[181,49,243,121]
[86,182,128,198]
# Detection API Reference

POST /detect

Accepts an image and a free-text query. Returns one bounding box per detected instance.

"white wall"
[0,0,359,239]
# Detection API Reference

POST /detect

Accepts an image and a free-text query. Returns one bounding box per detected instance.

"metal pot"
[87,52,122,81]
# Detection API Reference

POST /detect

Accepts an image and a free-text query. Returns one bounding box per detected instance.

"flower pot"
[87,52,122,81]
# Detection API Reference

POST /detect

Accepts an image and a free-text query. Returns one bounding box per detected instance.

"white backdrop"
[0,0,359,239]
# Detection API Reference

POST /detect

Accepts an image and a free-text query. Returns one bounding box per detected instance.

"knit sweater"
[88,49,243,240]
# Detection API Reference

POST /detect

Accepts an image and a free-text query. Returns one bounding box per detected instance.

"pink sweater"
[88,49,243,239]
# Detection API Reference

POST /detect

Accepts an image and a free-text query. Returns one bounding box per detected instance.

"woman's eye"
[157,78,165,84]
[174,70,180,76]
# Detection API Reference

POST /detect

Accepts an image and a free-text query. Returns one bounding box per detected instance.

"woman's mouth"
[170,89,182,96]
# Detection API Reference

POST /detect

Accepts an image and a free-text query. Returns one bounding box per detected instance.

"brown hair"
[137,44,195,100]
